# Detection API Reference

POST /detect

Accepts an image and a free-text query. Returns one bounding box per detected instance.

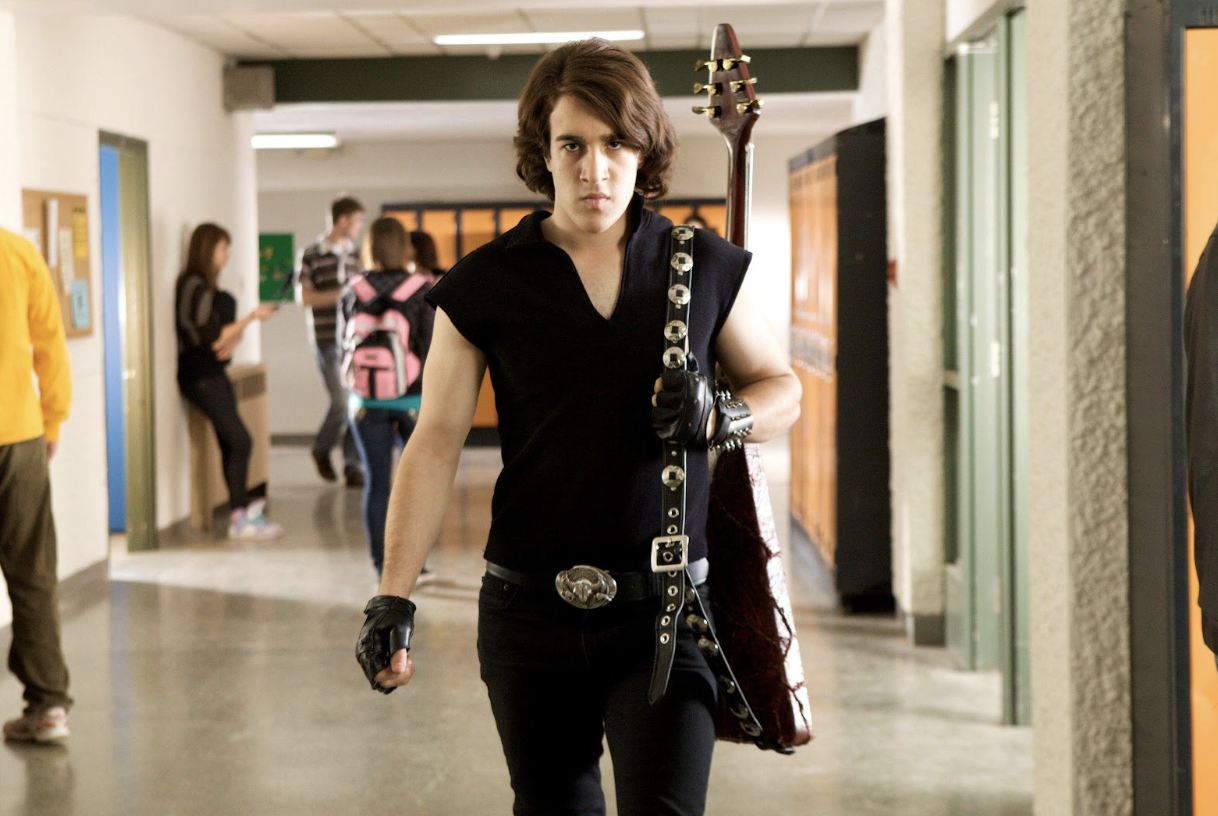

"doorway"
[943,10,1030,726]
[99,132,156,552]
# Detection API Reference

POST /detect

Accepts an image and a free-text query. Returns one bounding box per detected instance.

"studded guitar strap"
[648,225,783,752]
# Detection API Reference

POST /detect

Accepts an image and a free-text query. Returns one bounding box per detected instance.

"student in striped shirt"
[297,196,366,487]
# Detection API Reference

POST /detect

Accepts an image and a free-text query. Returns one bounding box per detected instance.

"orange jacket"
[0,227,71,445]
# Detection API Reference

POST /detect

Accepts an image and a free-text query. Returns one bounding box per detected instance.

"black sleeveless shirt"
[427,195,750,573]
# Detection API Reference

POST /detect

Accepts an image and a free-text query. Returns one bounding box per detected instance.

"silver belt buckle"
[555,565,618,610]
[651,535,689,573]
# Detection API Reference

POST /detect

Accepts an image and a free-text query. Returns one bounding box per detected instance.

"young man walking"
[356,39,800,815]
[297,195,366,486]
[0,227,74,743]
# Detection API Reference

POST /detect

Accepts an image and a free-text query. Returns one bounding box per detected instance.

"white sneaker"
[3,706,69,744]
[228,502,285,541]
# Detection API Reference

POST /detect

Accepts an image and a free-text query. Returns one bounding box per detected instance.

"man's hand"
[45,439,58,461]
[356,596,416,694]
[651,357,715,447]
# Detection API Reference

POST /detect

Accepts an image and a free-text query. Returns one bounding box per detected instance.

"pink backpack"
[342,273,429,400]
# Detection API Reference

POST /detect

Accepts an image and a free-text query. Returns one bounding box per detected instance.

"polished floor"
[0,445,1032,815]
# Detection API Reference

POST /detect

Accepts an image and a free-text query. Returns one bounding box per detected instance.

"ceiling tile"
[519,8,644,33]
[222,12,382,52]
[147,15,291,58]
[815,0,885,33]
[341,11,430,45]
[408,12,531,38]
[722,3,820,36]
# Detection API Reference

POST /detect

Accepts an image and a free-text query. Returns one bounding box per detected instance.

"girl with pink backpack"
[340,217,436,577]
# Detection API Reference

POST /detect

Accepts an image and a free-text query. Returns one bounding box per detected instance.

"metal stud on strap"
[672,225,694,242]
[668,284,691,305]
[661,465,685,490]
[664,320,688,343]
[670,252,693,274]
[663,347,687,369]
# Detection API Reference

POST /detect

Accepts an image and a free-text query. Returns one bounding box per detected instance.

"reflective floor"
[0,445,1032,815]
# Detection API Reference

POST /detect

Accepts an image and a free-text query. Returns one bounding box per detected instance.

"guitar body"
[697,24,814,750]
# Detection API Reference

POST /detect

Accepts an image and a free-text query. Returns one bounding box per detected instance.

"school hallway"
[0,444,1032,816]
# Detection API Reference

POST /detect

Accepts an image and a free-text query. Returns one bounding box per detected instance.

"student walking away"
[409,230,446,281]
[0,228,75,743]
[356,39,800,815]
[1186,220,1218,673]
[341,217,436,580]
[176,223,283,541]
[298,196,366,487]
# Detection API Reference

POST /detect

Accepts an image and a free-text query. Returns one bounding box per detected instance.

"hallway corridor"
[0,446,1032,815]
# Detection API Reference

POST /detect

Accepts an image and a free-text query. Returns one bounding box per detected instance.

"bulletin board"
[22,189,93,338]
[258,233,295,303]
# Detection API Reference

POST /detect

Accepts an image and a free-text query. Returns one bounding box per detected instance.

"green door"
[944,13,1030,724]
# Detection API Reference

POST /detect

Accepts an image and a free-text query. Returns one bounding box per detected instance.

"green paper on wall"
[258,233,295,303]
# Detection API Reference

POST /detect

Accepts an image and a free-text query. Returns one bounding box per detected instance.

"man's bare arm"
[295,282,341,309]
[377,309,487,600]
[712,286,801,442]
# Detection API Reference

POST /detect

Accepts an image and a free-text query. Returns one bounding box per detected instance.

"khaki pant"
[0,436,71,714]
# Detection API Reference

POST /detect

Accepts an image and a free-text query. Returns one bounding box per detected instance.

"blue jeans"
[314,343,361,471]
[348,406,416,574]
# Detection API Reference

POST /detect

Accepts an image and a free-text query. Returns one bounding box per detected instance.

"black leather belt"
[485,559,709,607]
[648,224,698,705]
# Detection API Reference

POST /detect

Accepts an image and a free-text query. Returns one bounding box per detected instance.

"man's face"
[337,211,365,242]
[544,95,640,237]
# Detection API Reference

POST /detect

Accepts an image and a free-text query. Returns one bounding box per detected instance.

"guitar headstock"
[693,24,763,147]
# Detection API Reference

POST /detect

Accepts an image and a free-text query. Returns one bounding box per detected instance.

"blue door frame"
[100,144,125,533]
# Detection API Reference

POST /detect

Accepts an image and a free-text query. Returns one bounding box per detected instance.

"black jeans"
[180,374,252,511]
[477,574,718,816]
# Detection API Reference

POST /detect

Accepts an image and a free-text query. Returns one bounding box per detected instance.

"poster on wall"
[258,233,295,303]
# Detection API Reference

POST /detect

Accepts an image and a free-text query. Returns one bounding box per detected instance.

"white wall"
[855,22,889,124]
[257,131,824,435]
[0,9,18,228]
[946,0,1007,41]
[0,12,258,625]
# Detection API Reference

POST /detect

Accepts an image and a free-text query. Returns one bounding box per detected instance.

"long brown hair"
[514,38,677,201]
[409,230,442,274]
[181,222,231,289]
[368,217,410,271]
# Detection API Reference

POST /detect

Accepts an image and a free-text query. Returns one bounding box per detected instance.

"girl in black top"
[175,222,282,540]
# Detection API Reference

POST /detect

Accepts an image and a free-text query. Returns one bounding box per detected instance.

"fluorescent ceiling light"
[434,30,645,46]
[251,133,339,150]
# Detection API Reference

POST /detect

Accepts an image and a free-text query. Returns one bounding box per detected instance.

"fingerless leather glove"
[652,357,715,446]
[356,595,416,695]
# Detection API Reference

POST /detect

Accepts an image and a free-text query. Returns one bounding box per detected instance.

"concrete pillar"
[885,0,947,644]
[0,6,20,230]
[1025,0,1132,813]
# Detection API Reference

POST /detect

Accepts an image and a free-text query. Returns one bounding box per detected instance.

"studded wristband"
[709,392,753,451]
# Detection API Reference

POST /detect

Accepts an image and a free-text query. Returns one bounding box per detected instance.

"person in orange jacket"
[0,226,73,743]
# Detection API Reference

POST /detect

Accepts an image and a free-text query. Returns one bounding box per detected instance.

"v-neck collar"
[507,194,650,324]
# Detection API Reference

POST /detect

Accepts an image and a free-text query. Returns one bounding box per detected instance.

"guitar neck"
[724,140,754,250]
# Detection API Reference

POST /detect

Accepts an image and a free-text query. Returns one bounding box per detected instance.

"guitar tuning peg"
[694,58,718,72]
[735,99,764,115]
[693,82,721,95]
[692,106,721,120]
[730,78,758,92]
